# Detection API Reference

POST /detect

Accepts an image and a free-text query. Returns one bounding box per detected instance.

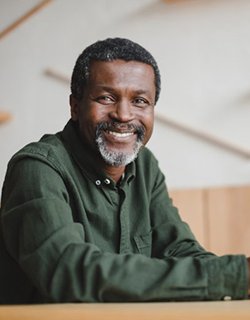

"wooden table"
[0,301,250,320]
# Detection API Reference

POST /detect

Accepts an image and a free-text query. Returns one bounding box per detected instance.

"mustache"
[96,121,146,140]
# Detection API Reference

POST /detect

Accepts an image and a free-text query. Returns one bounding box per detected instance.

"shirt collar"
[60,120,136,186]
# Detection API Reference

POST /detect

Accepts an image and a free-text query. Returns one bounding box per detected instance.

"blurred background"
[1,0,250,254]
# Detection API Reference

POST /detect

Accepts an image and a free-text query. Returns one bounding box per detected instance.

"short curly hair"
[71,38,161,104]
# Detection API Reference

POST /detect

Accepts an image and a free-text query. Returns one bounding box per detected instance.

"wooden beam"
[155,113,250,159]
[0,111,12,124]
[0,0,53,40]
[44,69,70,85]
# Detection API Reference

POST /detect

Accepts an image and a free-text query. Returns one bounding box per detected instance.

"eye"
[96,95,115,105]
[133,97,150,107]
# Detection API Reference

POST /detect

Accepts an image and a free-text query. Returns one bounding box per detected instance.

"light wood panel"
[170,185,250,256]
[207,186,250,256]
[169,188,207,248]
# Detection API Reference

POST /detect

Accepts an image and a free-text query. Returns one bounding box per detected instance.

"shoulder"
[135,146,165,187]
[8,132,68,172]
[137,146,160,172]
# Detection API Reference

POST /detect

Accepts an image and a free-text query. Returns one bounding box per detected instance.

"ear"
[69,94,80,121]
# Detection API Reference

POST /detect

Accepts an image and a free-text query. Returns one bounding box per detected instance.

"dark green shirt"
[0,120,248,303]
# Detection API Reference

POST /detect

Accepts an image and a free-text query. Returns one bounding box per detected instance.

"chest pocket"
[134,231,152,257]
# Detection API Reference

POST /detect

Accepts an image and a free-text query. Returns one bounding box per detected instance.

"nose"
[109,99,134,123]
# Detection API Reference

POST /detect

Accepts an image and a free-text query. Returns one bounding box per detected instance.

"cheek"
[142,114,154,142]
[86,104,109,124]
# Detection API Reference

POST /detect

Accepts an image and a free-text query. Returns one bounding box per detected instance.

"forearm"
[2,202,248,303]
[17,229,248,302]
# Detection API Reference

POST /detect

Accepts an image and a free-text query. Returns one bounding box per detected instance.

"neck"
[104,164,126,183]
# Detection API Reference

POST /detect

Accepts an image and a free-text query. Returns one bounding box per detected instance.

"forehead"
[88,59,155,92]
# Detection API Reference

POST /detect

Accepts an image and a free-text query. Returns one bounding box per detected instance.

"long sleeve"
[0,151,248,303]
[149,162,213,259]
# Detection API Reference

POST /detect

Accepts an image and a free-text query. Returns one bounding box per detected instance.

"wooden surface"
[0,301,250,320]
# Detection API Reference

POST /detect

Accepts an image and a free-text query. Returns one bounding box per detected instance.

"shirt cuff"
[204,255,248,300]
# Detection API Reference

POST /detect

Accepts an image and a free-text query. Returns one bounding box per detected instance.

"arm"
[148,161,214,260]
[1,157,248,302]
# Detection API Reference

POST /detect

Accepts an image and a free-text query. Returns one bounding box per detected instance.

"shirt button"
[223,296,232,301]
[95,180,101,186]
[104,178,111,185]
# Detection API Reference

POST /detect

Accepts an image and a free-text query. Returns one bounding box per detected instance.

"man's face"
[70,59,156,167]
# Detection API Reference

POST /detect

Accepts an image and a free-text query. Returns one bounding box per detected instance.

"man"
[0,38,249,304]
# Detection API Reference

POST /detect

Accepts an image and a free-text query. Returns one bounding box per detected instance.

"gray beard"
[95,122,145,167]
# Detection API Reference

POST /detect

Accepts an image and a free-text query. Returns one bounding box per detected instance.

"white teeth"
[108,131,133,138]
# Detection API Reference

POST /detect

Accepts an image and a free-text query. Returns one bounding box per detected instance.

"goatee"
[95,121,145,167]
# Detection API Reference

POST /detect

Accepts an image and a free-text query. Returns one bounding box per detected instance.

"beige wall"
[1,0,250,190]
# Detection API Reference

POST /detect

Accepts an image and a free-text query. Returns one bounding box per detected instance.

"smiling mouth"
[96,121,145,144]
[107,130,134,138]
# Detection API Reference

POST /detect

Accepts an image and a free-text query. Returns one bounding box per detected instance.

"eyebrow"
[95,85,152,96]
